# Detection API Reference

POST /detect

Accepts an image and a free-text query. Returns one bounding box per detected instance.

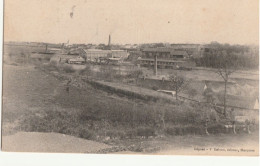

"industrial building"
[82,49,128,63]
[81,34,128,63]
[139,47,193,67]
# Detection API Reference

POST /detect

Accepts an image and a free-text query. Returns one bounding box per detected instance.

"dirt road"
[2,132,110,153]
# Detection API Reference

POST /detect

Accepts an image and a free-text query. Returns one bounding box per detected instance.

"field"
[2,44,259,154]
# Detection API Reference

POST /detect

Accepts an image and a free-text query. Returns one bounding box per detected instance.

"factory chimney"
[108,34,111,46]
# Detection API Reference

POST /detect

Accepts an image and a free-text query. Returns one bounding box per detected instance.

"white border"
[0,0,259,165]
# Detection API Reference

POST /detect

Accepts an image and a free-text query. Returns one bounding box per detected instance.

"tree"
[128,70,143,84]
[153,102,166,130]
[215,51,237,117]
[169,74,189,100]
[133,70,143,84]
[194,102,217,135]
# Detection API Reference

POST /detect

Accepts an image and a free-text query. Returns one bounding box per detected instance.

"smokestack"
[108,34,111,46]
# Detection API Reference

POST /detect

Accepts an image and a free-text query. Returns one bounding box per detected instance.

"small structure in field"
[157,90,176,97]
[67,56,85,64]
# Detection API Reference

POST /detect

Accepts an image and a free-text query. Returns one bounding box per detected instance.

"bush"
[127,70,143,79]
[78,65,92,76]
[136,127,155,138]
[174,127,183,135]
[165,126,176,135]
[207,123,226,134]
[126,129,137,139]
[76,127,95,139]
[106,130,126,139]
[43,62,58,71]
[152,86,159,91]
[165,125,204,136]
[62,65,76,73]
[183,126,204,135]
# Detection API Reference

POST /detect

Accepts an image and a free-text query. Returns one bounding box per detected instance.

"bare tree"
[153,102,166,130]
[214,51,237,117]
[169,73,189,100]
[195,103,212,135]
[129,70,143,84]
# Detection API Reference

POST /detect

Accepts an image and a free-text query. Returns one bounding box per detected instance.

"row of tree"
[194,43,258,69]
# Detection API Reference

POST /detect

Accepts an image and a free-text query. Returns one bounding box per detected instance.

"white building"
[82,49,128,62]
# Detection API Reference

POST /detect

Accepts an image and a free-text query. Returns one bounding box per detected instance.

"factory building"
[82,49,128,62]
[139,47,190,67]
[138,47,195,75]
[81,34,128,63]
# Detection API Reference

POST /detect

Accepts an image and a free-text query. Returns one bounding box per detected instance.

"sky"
[4,0,259,45]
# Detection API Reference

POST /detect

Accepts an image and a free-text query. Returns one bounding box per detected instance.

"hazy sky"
[4,0,259,45]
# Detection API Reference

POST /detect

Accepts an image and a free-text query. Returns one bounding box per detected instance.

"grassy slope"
[2,44,258,153]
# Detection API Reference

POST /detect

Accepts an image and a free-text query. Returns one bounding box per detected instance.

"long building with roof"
[138,47,195,73]
[79,35,128,63]
[81,49,128,62]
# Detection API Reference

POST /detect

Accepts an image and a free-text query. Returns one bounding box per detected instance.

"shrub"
[127,70,143,79]
[207,123,226,134]
[136,127,155,138]
[174,127,183,135]
[183,126,204,135]
[43,62,58,71]
[106,130,126,139]
[165,125,204,136]
[165,126,176,135]
[76,127,95,139]
[62,65,76,73]
[126,129,137,139]
[152,86,159,91]
[78,65,92,76]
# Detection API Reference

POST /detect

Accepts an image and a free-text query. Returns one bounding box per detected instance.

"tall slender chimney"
[108,34,111,46]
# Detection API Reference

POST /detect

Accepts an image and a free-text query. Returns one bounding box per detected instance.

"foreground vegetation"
[3,44,258,153]
[193,42,259,69]
[28,61,257,140]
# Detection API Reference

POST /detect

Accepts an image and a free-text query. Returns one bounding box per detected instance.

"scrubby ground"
[2,44,259,154]
[2,63,259,154]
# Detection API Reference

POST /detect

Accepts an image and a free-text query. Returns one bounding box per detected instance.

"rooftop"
[142,47,188,56]
[139,58,185,63]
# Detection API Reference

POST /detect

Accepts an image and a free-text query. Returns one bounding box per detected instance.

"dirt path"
[2,132,110,153]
